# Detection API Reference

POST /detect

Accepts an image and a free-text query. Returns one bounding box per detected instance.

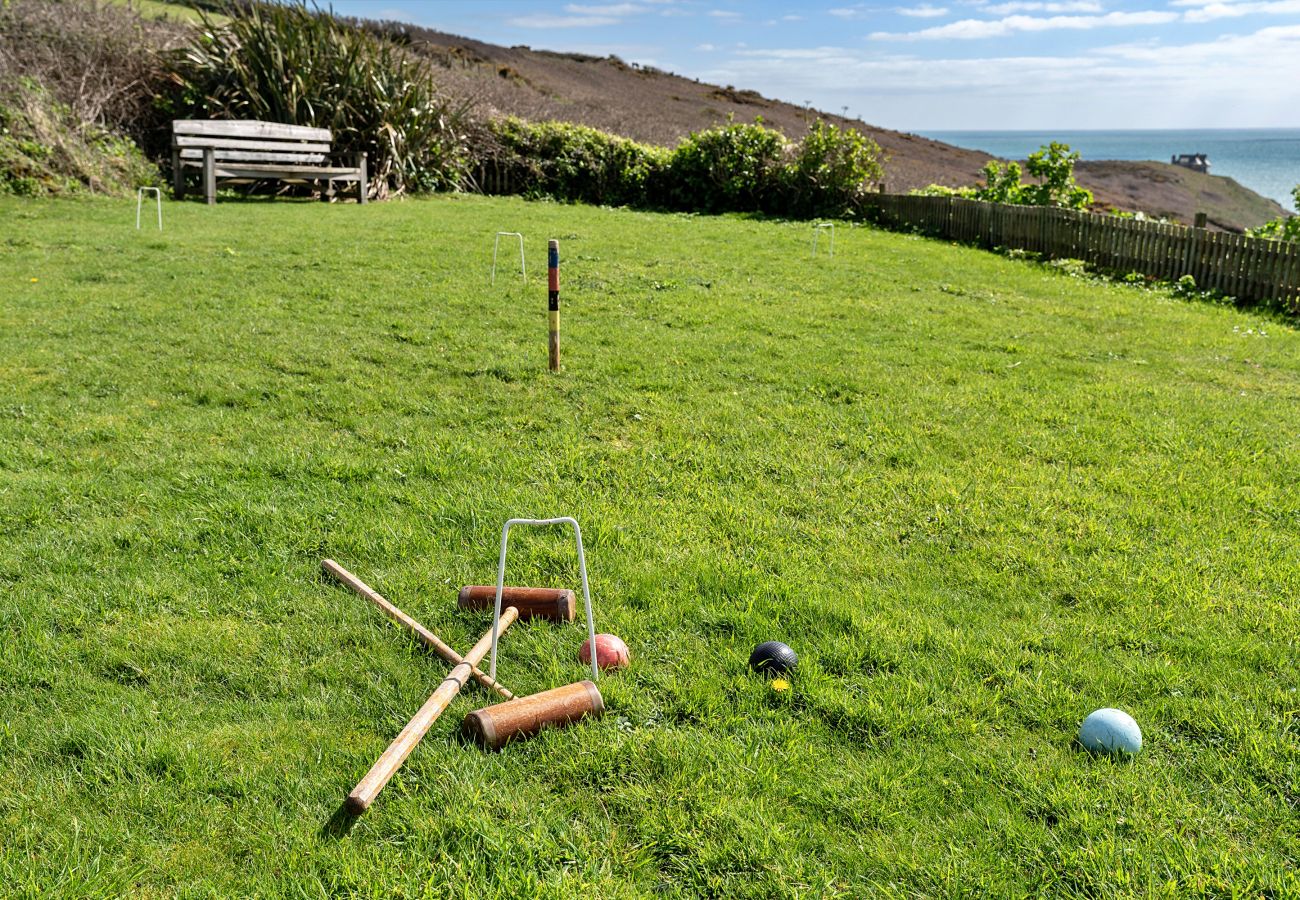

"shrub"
[1247,186,1300,243]
[479,117,884,219]
[910,184,976,199]
[782,120,883,218]
[969,143,1092,210]
[0,0,172,143]
[1021,142,1092,208]
[0,78,158,196]
[665,121,788,213]
[164,1,472,197]
[483,118,667,207]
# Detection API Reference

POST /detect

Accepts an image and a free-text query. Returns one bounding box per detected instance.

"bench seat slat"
[208,163,363,178]
[172,119,365,203]
[173,119,332,142]
[180,149,329,164]
[174,135,333,153]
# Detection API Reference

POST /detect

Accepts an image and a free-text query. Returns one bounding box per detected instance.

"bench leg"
[358,152,368,204]
[172,150,185,200]
[203,148,216,205]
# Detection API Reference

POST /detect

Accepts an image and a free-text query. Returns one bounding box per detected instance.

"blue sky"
[330,0,1300,130]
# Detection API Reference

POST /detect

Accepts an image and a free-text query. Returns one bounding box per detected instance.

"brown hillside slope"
[393,24,1284,231]
[117,2,1287,231]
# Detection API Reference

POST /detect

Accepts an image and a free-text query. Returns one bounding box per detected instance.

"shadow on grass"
[320,801,362,839]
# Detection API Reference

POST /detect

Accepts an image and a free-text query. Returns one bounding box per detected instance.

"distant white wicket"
[491,231,526,284]
[137,187,162,231]
[811,222,834,257]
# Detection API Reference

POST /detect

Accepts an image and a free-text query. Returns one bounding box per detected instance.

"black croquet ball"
[749,641,798,675]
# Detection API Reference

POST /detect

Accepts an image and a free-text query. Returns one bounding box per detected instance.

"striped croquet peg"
[548,239,560,372]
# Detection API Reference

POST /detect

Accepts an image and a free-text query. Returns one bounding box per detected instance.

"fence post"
[1194,212,1208,229]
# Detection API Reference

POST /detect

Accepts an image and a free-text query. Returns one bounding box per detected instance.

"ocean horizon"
[919,129,1300,213]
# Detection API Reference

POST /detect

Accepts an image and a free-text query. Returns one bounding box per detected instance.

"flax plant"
[167,1,472,197]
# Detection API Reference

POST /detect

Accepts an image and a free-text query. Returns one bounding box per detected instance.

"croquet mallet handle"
[323,559,513,699]
[345,606,520,814]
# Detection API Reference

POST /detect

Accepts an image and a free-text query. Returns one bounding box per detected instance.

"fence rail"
[864,194,1300,309]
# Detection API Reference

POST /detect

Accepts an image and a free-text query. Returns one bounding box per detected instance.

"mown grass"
[0,194,1297,898]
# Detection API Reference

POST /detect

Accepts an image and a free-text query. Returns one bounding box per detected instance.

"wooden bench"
[171,120,367,205]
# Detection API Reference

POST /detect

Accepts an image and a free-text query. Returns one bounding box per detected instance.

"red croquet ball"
[579,633,631,670]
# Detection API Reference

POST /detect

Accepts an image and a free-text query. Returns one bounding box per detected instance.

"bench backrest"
[172,120,335,165]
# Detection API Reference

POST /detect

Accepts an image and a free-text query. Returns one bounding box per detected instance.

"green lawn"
[1,194,1297,898]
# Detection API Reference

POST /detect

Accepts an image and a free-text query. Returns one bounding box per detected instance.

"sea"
[919,129,1300,213]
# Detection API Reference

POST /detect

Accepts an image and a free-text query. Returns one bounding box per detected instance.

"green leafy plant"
[0,78,158,196]
[665,120,788,213]
[1020,142,1092,208]
[968,143,1092,210]
[480,116,884,220]
[165,1,473,197]
[910,183,976,199]
[1248,186,1300,242]
[782,120,884,218]
[484,118,667,207]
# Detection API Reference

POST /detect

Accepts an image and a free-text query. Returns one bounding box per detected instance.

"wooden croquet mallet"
[458,584,575,622]
[322,559,513,700]
[548,238,560,372]
[462,680,604,751]
[346,606,520,814]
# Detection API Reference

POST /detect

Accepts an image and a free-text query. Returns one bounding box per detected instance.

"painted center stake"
[547,239,560,372]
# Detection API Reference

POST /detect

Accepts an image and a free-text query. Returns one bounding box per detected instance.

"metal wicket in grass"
[491,231,525,284]
[137,187,162,231]
[812,222,834,257]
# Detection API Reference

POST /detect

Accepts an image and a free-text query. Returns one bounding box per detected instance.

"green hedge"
[486,118,667,207]
[481,117,884,219]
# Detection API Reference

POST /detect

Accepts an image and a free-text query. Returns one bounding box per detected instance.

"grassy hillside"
[1076,160,1290,231]
[1,195,1297,897]
[94,0,1286,230]
[350,14,1288,230]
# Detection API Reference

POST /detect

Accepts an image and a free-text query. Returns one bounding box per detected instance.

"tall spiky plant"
[166,2,472,197]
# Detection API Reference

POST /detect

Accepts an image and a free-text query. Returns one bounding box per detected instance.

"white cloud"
[508,13,620,26]
[829,6,867,18]
[1179,0,1300,21]
[564,2,646,13]
[872,9,1177,38]
[696,42,716,50]
[1096,20,1300,57]
[981,0,1103,12]
[782,14,805,20]
[701,24,1300,128]
[899,4,952,16]
[708,9,743,17]
[510,2,656,25]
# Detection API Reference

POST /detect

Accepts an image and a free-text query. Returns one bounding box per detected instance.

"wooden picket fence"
[474,160,522,197]
[864,194,1300,309]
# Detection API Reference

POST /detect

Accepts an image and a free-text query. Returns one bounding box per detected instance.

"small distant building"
[1171,153,1210,174]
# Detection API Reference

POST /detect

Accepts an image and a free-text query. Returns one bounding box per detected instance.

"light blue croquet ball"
[1078,708,1142,755]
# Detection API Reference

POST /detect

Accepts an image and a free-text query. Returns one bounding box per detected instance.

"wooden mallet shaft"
[346,606,521,814]
[323,559,513,699]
